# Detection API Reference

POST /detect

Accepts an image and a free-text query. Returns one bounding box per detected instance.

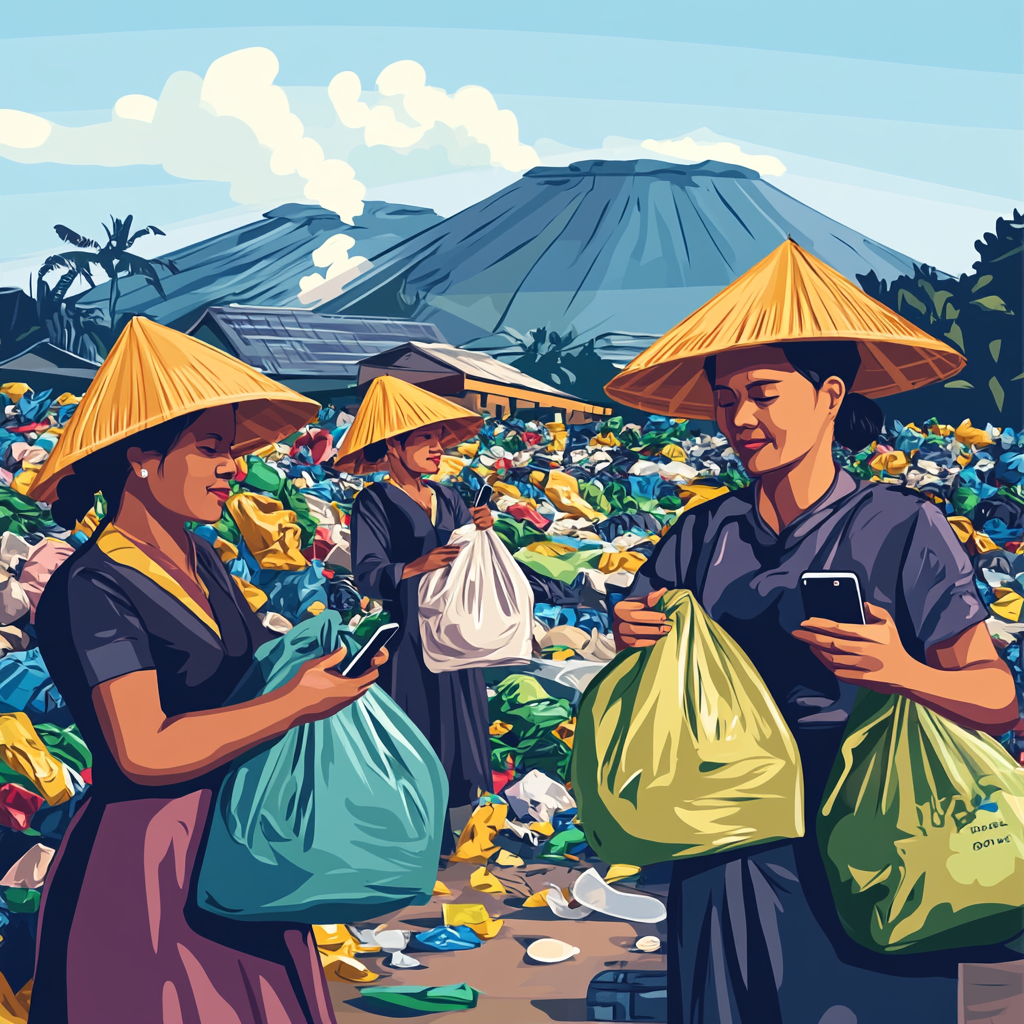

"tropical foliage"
[36,216,178,357]
[859,210,1023,427]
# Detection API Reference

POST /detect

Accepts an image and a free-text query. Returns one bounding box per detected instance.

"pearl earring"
[140,469,148,479]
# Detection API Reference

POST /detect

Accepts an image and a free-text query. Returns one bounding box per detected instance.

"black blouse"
[35,525,273,801]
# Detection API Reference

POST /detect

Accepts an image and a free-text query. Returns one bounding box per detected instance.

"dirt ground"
[328,857,669,1022]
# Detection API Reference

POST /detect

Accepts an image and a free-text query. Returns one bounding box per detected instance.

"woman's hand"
[470,505,494,530]
[402,545,462,579]
[791,602,916,694]
[287,646,389,723]
[613,587,671,650]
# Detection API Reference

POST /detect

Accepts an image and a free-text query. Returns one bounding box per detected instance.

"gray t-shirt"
[627,469,987,786]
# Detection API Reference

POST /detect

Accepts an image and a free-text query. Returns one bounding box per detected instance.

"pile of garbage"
[0,381,1020,1002]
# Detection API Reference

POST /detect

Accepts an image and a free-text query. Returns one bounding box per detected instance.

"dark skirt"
[30,789,335,1024]
[668,834,1024,1024]
[378,623,490,810]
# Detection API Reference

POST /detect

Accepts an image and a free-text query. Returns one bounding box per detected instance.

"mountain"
[319,159,923,363]
[72,201,443,334]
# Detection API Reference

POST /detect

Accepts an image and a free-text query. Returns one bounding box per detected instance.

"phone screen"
[800,573,866,625]
[474,484,493,507]
[335,623,399,678]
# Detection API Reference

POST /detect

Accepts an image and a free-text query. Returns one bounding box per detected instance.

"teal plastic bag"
[197,613,448,923]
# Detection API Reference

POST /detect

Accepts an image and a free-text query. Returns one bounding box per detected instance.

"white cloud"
[329,60,538,173]
[299,232,369,293]
[0,110,51,148]
[641,136,786,176]
[0,47,365,223]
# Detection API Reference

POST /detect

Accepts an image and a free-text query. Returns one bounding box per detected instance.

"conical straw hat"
[29,317,320,504]
[335,375,483,475]
[604,239,966,418]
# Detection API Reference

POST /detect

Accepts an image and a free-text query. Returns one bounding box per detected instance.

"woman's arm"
[792,605,1018,734]
[92,646,387,785]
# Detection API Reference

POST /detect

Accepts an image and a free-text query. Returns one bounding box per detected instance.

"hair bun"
[51,471,95,530]
[835,393,883,452]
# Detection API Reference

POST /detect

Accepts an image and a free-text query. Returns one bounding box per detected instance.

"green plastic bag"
[357,983,480,1014]
[197,612,448,923]
[818,690,1024,954]
[573,589,803,865]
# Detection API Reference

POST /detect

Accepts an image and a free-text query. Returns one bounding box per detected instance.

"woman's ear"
[821,375,846,416]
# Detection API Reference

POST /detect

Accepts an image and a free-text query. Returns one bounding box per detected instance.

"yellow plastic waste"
[214,538,239,563]
[323,957,379,984]
[0,385,30,404]
[448,803,508,863]
[661,444,687,459]
[231,576,269,613]
[819,690,1024,953]
[9,468,39,497]
[312,923,359,960]
[544,470,603,521]
[73,509,100,539]
[525,541,577,557]
[55,393,81,406]
[0,969,28,1024]
[305,601,327,617]
[598,550,647,575]
[868,450,910,476]
[990,588,1024,623]
[495,850,524,868]
[492,481,521,499]
[946,516,999,556]
[546,422,567,451]
[225,492,307,571]
[432,880,452,896]
[523,890,550,908]
[573,589,803,864]
[677,483,730,512]
[457,440,481,457]
[489,721,513,737]
[955,419,994,449]
[552,718,576,750]
[529,821,555,838]
[0,713,74,806]
[605,864,642,884]
[589,432,621,448]
[470,867,507,895]
[443,903,503,939]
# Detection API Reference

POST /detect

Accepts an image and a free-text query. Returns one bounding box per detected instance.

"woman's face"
[130,407,238,523]
[711,346,843,477]
[388,426,444,475]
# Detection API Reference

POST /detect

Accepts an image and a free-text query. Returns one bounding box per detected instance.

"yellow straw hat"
[604,239,966,418]
[335,375,483,475]
[29,317,320,505]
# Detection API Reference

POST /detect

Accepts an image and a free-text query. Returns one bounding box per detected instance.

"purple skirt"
[31,789,336,1024]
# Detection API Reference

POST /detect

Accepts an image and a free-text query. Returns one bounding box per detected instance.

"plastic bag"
[418,523,533,672]
[818,690,1024,953]
[573,589,803,865]
[197,612,448,923]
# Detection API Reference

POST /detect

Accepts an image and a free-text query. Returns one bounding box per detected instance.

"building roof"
[0,341,102,393]
[187,306,446,379]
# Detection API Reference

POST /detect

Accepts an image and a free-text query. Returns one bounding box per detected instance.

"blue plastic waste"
[197,612,448,923]
[409,926,482,952]
[0,651,64,716]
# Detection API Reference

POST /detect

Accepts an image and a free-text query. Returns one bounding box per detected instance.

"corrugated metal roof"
[191,306,445,377]
[400,342,578,400]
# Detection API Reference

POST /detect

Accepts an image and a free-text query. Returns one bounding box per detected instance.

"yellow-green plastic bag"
[818,690,1024,954]
[572,589,803,865]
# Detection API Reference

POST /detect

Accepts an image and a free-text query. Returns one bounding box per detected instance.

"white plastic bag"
[504,768,576,823]
[418,523,533,672]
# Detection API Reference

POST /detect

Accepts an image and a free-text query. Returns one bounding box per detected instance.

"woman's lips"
[738,439,769,452]
[209,488,230,502]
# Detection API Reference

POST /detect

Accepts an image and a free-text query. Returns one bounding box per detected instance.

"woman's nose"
[731,399,760,429]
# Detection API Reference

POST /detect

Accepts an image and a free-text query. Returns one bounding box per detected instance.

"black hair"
[363,429,413,465]
[51,411,205,531]
[703,341,883,452]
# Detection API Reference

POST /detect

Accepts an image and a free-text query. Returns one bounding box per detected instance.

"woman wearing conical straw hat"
[27,318,387,1024]
[608,241,1019,1024]
[336,375,494,847]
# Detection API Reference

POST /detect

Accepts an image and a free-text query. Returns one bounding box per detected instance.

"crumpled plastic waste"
[0,784,43,831]
[0,844,54,889]
[571,868,667,923]
[225,492,307,571]
[545,884,592,920]
[0,714,75,805]
[356,984,480,1014]
[442,903,503,939]
[17,540,73,623]
[504,769,576,823]
[409,925,482,952]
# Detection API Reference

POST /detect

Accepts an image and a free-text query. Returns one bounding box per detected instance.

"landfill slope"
[320,159,923,357]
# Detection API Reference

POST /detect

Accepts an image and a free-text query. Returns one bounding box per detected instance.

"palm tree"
[37,216,179,354]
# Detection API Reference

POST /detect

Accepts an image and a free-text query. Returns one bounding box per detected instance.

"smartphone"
[474,483,494,508]
[800,572,866,625]
[333,622,400,678]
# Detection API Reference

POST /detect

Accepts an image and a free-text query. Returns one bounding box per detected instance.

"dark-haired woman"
[28,324,389,1023]
[338,375,495,846]
[614,342,1019,1024]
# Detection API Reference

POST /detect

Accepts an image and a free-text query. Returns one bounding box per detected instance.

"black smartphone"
[333,623,400,678]
[474,483,494,508]
[800,572,866,624]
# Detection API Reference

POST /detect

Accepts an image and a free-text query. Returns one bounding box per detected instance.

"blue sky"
[1,0,1021,278]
